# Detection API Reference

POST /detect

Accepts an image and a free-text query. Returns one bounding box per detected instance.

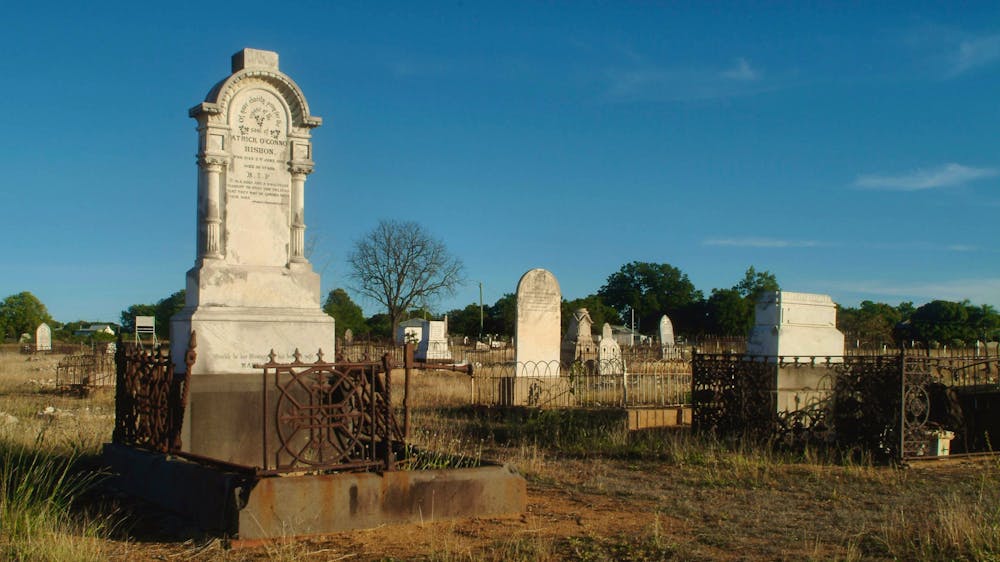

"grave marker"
[598,322,623,375]
[514,268,560,376]
[35,323,51,352]
[169,48,336,464]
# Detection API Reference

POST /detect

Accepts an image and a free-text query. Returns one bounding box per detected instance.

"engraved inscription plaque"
[226,89,291,266]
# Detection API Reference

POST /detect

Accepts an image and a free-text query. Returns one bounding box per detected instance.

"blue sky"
[2,2,999,324]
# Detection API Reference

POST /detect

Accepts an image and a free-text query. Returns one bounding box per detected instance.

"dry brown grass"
[4,351,1000,560]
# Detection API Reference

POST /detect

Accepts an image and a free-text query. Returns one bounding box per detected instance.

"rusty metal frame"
[112,332,196,453]
[900,354,1000,460]
[258,350,403,474]
[55,348,116,390]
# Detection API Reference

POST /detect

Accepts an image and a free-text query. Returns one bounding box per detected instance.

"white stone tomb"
[746,291,845,358]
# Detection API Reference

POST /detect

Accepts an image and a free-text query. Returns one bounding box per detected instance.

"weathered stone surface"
[35,323,51,352]
[514,269,560,377]
[598,322,623,375]
[170,48,335,463]
[396,318,451,361]
[747,291,844,359]
[658,315,674,358]
[561,308,595,366]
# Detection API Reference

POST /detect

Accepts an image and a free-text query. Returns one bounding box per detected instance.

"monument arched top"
[189,48,322,130]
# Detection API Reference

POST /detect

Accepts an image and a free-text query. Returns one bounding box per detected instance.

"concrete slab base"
[101,443,527,540]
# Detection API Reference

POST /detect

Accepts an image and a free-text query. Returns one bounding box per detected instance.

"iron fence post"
[383,353,394,470]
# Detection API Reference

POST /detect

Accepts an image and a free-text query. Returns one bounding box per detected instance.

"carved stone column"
[288,162,313,263]
[198,155,228,260]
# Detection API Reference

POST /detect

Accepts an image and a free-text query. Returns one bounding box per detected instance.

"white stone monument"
[560,308,596,366]
[35,323,51,352]
[598,322,624,375]
[658,314,674,358]
[514,268,561,377]
[747,291,844,358]
[395,318,451,361]
[169,48,335,464]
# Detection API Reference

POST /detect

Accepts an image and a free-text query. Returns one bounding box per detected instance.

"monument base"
[101,443,527,541]
[171,306,335,375]
[180,374,267,465]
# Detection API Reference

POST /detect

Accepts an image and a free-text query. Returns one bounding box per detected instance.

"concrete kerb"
[100,443,527,541]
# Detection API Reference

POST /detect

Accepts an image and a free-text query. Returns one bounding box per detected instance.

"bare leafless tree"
[348,219,465,336]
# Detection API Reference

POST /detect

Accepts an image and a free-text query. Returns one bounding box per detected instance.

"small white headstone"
[598,323,623,375]
[35,323,52,352]
[423,320,451,360]
[515,269,561,376]
[343,329,353,344]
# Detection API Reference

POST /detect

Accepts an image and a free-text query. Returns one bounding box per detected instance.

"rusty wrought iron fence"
[691,351,1000,462]
[900,354,1000,459]
[112,333,196,453]
[258,350,403,474]
[55,344,116,389]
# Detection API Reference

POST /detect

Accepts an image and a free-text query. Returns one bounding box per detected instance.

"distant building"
[607,325,651,347]
[74,324,116,337]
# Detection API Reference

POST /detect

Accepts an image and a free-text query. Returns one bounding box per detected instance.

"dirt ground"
[96,454,1000,561]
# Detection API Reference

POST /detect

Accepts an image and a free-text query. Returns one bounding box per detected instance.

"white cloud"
[721,58,759,81]
[854,163,997,191]
[863,242,983,253]
[827,278,1000,308]
[703,237,824,248]
[603,55,774,102]
[950,34,1000,76]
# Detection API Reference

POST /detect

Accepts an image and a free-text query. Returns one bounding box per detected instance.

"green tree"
[966,303,1000,343]
[120,304,156,332]
[120,290,185,340]
[838,300,902,347]
[908,300,973,346]
[444,303,485,339]
[597,262,703,335]
[365,313,392,339]
[735,266,780,300]
[323,288,367,339]
[705,288,751,336]
[348,219,465,336]
[561,295,622,333]
[0,292,54,341]
[703,267,781,336]
[154,290,185,339]
[483,293,517,338]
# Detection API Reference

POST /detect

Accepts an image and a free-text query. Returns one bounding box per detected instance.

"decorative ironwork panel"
[898,353,1000,459]
[260,350,402,473]
[691,353,776,438]
[829,355,901,460]
[692,353,904,460]
[112,333,195,453]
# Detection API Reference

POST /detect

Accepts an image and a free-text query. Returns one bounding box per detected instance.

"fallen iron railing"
[258,350,403,474]
[112,333,196,453]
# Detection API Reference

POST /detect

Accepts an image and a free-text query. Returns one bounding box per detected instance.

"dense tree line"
[840,299,1000,349]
